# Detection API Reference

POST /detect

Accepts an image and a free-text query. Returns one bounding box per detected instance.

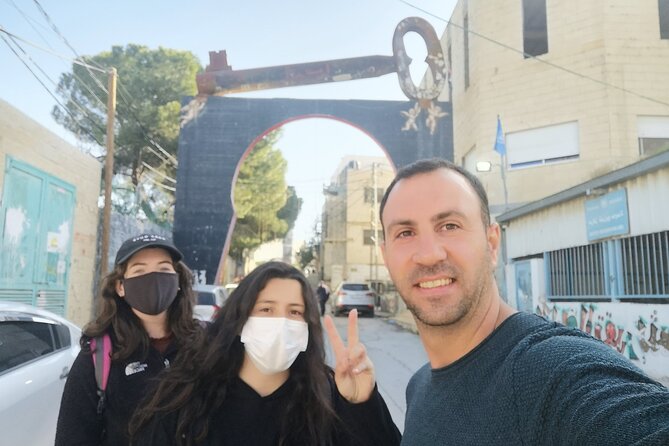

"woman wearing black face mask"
[55,234,203,446]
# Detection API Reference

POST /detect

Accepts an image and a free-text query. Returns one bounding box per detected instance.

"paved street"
[325,312,427,432]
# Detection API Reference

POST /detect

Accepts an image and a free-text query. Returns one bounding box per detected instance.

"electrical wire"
[0,32,105,146]
[5,0,53,48]
[5,3,177,176]
[1,31,108,137]
[116,81,179,166]
[141,161,177,184]
[30,0,174,177]
[399,0,669,109]
[0,26,105,71]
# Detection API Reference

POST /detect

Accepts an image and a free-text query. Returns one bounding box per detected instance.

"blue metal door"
[0,157,76,315]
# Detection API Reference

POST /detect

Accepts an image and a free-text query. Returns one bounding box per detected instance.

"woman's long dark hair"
[130,261,337,445]
[83,255,200,360]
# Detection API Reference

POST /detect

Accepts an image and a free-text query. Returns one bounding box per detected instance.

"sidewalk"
[378,308,418,334]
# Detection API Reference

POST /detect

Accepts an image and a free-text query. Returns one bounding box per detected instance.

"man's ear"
[487,223,501,267]
[380,240,388,266]
[115,279,125,297]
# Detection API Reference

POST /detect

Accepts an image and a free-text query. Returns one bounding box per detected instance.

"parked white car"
[0,302,81,446]
[193,284,229,322]
[332,282,376,317]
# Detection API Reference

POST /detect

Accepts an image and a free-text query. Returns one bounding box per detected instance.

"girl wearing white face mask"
[131,261,401,446]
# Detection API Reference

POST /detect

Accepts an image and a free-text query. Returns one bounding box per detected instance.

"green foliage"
[229,131,301,261]
[52,44,202,225]
[278,186,303,231]
[297,243,317,270]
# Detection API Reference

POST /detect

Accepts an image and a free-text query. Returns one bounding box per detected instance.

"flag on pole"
[494,116,506,157]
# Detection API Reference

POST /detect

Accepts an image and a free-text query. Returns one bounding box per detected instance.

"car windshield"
[197,292,216,306]
[342,284,369,291]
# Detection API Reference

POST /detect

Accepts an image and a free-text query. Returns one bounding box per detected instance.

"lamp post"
[476,160,508,211]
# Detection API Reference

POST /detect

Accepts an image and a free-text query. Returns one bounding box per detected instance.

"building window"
[523,0,548,57]
[363,187,384,204]
[640,138,669,156]
[638,116,669,156]
[363,229,382,245]
[463,13,470,90]
[507,121,579,169]
[660,0,669,39]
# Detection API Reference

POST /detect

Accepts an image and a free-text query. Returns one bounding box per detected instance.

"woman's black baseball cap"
[114,234,183,265]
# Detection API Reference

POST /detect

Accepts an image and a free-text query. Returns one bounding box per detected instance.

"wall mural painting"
[535,300,669,380]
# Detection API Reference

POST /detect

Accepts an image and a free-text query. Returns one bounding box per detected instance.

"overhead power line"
[1,27,175,172]
[399,0,669,109]
[115,82,179,167]
[10,0,179,171]
[0,26,105,72]
[0,32,105,146]
[141,161,177,184]
[6,0,54,48]
[31,0,109,96]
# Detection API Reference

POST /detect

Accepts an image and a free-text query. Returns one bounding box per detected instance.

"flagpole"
[500,154,508,211]
[494,115,509,211]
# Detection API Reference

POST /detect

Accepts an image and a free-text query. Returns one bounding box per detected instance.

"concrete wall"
[0,99,101,326]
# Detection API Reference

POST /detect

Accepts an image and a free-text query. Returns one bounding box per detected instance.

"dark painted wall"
[173,96,452,283]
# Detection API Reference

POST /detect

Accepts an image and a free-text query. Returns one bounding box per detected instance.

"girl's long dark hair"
[130,261,337,445]
[83,257,200,360]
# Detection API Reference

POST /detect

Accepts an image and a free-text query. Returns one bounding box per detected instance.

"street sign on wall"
[585,188,630,241]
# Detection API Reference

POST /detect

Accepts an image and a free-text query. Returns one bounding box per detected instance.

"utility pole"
[100,68,117,276]
[371,163,379,285]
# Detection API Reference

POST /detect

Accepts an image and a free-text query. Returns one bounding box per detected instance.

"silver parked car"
[0,301,81,446]
[332,282,376,317]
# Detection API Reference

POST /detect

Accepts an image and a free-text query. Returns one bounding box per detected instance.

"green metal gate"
[0,156,75,315]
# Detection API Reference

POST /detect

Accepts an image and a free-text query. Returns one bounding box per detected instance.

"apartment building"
[320,156,394,288]
[443,0,669,209]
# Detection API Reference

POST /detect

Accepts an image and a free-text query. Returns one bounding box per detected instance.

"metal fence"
[621,231,669,296]
[546,230,669,300]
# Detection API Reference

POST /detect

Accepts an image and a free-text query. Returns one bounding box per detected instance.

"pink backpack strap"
[90,333,112,415]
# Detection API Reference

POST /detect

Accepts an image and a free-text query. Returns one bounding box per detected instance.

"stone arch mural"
[173,96,452,283]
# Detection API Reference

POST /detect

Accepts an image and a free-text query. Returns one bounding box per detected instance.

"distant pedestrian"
[316,280,330,316]
[55,234,203,446]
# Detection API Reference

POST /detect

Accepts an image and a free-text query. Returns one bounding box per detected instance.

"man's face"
[380,169,499,328]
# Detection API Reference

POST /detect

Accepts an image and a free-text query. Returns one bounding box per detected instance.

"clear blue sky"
[0,0,457,243]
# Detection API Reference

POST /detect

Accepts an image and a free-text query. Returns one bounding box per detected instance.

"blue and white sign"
[585,189,630,241]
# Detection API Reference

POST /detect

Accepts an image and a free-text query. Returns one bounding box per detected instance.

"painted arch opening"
[173,96,452,285]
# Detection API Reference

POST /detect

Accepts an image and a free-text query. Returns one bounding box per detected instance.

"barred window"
[621,231,669,296]
[546,230,669,300]
[547,242,606,298]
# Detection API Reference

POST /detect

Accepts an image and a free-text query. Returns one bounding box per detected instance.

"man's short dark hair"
[379,158,491,237]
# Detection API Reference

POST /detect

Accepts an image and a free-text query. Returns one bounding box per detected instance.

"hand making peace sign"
[323,309,376,403]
